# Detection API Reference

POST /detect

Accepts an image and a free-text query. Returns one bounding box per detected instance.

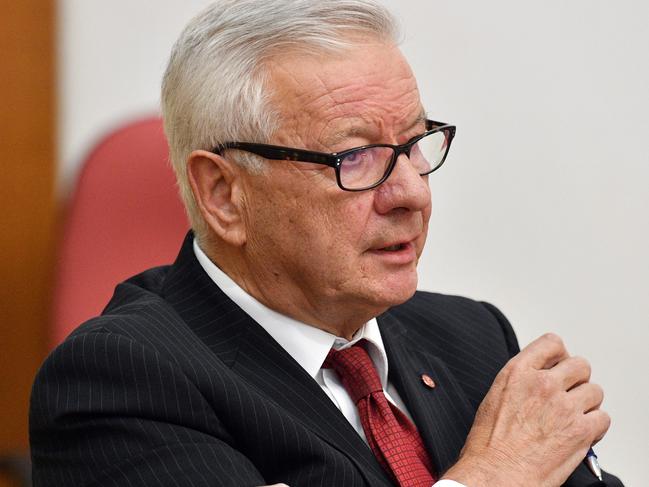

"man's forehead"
[266,41,423,146]
[322,108,427,147]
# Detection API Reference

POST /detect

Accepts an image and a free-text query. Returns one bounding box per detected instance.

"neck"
[200,240,383,340]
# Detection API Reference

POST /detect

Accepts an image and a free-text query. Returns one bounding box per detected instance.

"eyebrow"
[324,108,428,148]
[406,108,428,133]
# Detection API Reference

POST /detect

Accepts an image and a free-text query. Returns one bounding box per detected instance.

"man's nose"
[373,153,431,215]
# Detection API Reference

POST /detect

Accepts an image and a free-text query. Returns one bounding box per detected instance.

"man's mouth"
[367,240,417,264]
[380,243,407,251]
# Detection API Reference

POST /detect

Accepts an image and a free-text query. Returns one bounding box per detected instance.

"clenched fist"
[443,333,610,487]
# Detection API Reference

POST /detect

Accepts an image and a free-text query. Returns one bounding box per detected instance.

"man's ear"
[186,150,246,246]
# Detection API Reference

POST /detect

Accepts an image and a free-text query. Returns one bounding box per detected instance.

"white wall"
[59,1,648,484]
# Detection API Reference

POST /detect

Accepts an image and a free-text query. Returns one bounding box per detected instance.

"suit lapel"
[232,320,394,486]
[379,310,475,476]
[162,234,393,487]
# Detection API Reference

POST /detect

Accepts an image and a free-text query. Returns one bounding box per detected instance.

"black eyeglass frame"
[211,119,456,191]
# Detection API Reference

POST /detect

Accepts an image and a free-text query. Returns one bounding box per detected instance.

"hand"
[443,333,610,487]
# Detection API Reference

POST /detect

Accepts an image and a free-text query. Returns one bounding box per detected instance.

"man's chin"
[371,271,419,309]
[389,284,418,307]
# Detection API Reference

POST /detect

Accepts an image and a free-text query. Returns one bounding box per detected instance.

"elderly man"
[31,1,623,486]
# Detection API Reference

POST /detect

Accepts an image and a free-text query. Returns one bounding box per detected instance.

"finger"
[568,382,604,414]
[584,409,611,444]
[548,355,591,390]
[516,333,570,370]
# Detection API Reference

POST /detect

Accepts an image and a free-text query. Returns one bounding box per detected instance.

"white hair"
[161,0,399,240]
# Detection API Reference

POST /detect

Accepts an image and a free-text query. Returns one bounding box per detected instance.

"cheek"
[423,202,432,227]
[247,170,375,258]
[326,197,374,252]
[415,203,432,252]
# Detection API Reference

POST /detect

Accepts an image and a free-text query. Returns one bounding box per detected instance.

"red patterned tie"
[323,343,436,486]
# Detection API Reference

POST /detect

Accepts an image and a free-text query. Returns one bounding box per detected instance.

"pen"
[585,448,602,481]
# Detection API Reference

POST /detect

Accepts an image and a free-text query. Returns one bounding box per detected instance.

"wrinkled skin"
[224,39,432,338]
[442,333,610,486]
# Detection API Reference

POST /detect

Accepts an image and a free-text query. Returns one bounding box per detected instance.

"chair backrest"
[51,117,189,346]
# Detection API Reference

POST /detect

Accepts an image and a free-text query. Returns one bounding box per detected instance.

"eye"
[339,146,395,189]
[344,149,370,166]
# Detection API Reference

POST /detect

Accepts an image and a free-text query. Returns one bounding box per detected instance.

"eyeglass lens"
[339,130,449,190]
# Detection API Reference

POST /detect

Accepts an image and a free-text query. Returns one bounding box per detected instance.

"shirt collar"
[331,321,390,388]
[193,239,390,386]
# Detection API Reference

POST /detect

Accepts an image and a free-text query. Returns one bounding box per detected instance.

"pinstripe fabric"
[30,233,623,486]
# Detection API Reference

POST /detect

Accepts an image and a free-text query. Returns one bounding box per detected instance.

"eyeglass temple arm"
[213,142,339,167]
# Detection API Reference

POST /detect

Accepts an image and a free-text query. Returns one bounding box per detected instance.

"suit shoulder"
[392,290,500,327]
[64,264,189,349]
[402,290,485,311]
[389,290,519,357]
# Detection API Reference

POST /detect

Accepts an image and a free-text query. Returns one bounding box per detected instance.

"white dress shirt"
[193,240,465,487]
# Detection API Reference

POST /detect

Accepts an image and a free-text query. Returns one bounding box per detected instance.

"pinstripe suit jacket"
[30,234,623,486]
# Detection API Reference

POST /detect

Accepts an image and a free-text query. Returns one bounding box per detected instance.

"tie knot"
[323,344,382,403]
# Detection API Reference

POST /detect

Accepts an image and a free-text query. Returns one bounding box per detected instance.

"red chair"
[51,117,189,347]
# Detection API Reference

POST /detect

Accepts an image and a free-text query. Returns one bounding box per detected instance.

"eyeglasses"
[212,119,456,191]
